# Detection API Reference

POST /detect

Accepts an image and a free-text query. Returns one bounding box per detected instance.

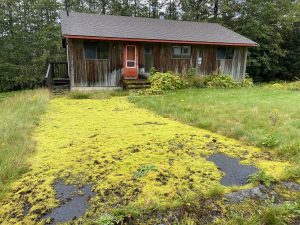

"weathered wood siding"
[139,43,247,80]
[67,39,248,88]
[67,39,123,87]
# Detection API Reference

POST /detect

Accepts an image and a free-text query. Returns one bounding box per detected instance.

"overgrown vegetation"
[225,200,300,225]
[264,81,300,91]
[0,96,295,224]
[140,70,254,95]
[147,71,186,93]
[130,88,300,164]
[0,89,49,197]
[248,171,275,186]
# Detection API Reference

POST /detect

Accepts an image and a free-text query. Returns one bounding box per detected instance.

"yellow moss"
[0,97,295,224]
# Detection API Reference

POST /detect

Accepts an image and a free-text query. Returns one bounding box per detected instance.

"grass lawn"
[130,87,300,164]
[0,89,49,197]
[0,93,299,224]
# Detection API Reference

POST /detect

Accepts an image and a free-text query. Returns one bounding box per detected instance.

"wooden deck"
[46,62,70,91]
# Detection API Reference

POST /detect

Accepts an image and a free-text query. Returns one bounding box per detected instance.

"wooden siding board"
[67,40,248,87]
[69,39,123,87]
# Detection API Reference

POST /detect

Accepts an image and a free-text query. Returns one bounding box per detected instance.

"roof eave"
[63,35,258,47]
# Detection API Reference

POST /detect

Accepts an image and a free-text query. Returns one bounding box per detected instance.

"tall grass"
[130,88,300,163]
[0,89,49,196]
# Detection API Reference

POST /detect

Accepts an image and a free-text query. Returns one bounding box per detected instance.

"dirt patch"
[42,181,95,224]
[207,153,258,186]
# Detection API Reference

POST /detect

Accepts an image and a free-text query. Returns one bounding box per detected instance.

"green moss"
[0,97,296,224]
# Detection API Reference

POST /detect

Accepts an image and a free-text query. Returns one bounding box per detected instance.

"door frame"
[123,43,139,79]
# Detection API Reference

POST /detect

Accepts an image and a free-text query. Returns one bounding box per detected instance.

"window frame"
[172,45,191,59]
[83,41,109,60]
[217,47,234,60]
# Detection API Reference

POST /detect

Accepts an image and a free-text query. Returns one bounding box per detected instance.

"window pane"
[127,46,135,60]
[225,48,234,59]
[173,46,181,57]
[182,46,191,57]
[127,61,135,67]
[217,47,226,59]
[97,42,109,59]
[145,46,152,55]
[84,42,97,59]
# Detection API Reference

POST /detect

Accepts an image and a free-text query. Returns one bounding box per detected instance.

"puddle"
[43,181,95,224]
[207,153,258,186]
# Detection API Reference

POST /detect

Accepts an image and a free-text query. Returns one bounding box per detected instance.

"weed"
[112,204,141,221]
[205,184,225,198]
[96,213,116,225]
[134,165,157,178]
[269,109,280,127]
[284,166,300,180]
[175,213,196,225]
[255,200,298,225]
[261,134,279,148]
[248,171,275,186]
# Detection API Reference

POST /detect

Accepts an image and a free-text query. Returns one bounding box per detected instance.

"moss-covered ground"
[0,96,298,224]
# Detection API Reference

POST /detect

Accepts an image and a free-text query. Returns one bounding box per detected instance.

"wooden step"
[53,78,70,86]
[123,79,151,90]
[127,84,151,89]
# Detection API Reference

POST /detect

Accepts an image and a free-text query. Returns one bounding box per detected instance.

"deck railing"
[45,62,69,90]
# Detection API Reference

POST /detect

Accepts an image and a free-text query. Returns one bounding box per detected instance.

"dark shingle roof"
[60,11,257,46]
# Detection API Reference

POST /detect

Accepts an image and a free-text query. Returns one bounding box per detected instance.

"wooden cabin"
[60,11,257,90]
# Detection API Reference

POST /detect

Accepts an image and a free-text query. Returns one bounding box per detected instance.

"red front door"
[123,44,138,79]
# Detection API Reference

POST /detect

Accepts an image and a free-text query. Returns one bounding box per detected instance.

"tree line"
[0,0,299,91]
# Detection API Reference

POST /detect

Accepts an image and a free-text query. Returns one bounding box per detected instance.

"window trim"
[83,41,109,61]
[172,45,191,59]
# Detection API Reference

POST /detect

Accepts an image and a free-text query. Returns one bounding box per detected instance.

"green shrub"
[241,75,254,87]
[186,76,208,88]
[286,81,300,90]
[148,72,185,91]
[261,134,279,148]
[187,67,197,78]
[264,81,300,91]
[207,75,240,88]
[150,67,157,76]
[248,171,275,186]
[0,62,46,92]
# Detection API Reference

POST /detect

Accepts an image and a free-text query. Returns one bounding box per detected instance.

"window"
[84,41,109,60]
[217,47,234,60]
[172,46,191,58]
